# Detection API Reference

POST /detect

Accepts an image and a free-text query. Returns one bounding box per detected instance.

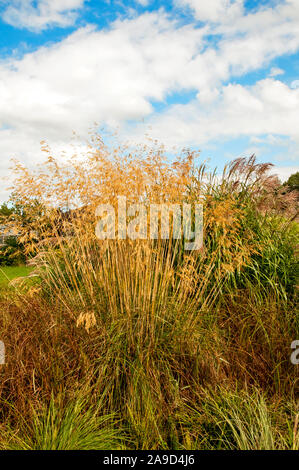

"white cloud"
[176,0,244,23]
[169,1,299,97]
[0,3,299,200]
[0,11,206,198]
[136,0,150,6]
[0,14,206,132]
[269,67,284,77]
[250,134,289,146]
[131,79,299,147]
[270,165,299,182]
[1,0,86,31]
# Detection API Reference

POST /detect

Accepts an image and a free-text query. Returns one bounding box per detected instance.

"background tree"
[284,171,299,192]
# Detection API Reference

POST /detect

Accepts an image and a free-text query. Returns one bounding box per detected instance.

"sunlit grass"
[0,265,34,285]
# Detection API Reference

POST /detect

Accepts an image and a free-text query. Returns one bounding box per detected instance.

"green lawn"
[0,265,34,286]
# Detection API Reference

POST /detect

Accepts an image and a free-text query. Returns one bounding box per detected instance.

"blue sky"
[0,0,299,201]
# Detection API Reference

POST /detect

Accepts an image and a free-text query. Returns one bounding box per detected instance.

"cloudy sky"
[0,0,299,201]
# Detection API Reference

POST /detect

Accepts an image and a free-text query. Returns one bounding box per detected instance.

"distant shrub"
[0,236,25,266]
